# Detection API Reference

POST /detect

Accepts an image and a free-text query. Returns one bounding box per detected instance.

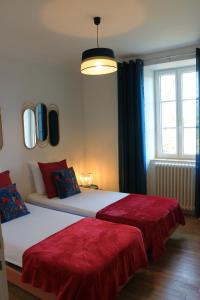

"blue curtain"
[118,60,147,194]
[195,49,200,217]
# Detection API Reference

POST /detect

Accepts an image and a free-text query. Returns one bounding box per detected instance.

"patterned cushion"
[53,167,81,199]
[0,184,30,223]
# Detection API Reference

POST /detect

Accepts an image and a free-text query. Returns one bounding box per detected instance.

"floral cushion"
[53,167,81,199]
[0,184,30,223]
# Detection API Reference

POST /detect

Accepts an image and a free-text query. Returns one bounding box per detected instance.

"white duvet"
[27,189,129,217]
[1,204,83,267]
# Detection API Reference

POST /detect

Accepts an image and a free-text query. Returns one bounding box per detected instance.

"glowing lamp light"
[80,173,93,187]
[81,17,117,76]
[81,51,117,75]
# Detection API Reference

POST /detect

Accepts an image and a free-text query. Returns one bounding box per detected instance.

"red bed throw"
[22,218,147,300]
[96,194,185,261]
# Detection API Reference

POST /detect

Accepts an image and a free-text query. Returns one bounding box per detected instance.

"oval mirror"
[23,108,36,149]
[49,109,59,146]
[0,111,3,150]
[35,103,48,142]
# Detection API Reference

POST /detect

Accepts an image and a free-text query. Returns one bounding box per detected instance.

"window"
[155,66,196,159]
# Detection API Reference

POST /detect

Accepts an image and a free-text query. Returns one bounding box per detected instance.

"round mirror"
[35,103,48,142]
[0,111,3,150]
[23,108,36,149]
[49,109,59,146]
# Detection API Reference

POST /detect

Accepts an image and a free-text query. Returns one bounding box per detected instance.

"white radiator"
[151,161,195,211]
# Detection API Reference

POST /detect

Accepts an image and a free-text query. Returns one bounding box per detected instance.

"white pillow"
[29,162,46,194]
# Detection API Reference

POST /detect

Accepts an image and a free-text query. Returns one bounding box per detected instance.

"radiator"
[152,161,195,211]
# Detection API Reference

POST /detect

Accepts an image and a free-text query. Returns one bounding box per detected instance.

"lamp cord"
[97,24,99,48]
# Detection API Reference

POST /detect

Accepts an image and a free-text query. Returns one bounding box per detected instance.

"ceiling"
[0,0,200,69]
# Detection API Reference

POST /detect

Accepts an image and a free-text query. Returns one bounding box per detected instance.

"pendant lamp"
[81,17,117,75]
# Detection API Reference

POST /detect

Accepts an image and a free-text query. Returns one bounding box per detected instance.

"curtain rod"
[120,49,197,66]
[142,51,196,65]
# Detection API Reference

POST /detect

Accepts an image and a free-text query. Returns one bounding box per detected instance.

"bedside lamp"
[80,173,93,187]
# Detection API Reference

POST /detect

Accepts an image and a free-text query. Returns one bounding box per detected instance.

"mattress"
[1,203,83,267]
[27,189,129,217]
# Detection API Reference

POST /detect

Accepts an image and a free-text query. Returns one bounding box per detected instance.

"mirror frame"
[0,109,3,150]
[22,103,37,150]
[35,102,48,148]
[48,104,60,147]
[22,103,60,149]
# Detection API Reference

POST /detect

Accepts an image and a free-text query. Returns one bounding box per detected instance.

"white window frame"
[155,65,196,160]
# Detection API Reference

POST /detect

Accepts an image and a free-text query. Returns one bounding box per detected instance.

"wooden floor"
[8,216,200,300]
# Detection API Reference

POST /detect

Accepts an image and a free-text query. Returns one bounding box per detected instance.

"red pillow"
[38,160,67,198]
[0,170,12,188]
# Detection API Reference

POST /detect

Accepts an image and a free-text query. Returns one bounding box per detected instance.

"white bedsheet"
[27,189,129,217]
[1,204,83,268]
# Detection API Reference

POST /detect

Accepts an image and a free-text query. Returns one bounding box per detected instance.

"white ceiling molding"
[120,44,200,66]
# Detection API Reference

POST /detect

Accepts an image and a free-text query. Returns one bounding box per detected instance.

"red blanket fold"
[22,218,147,300]
[96,194,185,261]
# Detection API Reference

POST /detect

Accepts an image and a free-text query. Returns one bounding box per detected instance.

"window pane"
[183,128,196,155]
[162,128,176,154]
[182,100,196,127]
[182,71,196,100]
[160,74,176,101]
[161,102,176,127]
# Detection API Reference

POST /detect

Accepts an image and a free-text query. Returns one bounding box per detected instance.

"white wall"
[81,70,156,192]
[82,69,156,193]
[2,56,190,196]
[81,67,158,193]
[82,74,119,191]
[0,57,84,197]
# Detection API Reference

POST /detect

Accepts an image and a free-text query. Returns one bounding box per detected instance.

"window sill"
[151,158,195,166]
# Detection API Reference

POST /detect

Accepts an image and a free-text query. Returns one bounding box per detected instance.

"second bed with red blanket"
[27,190,185,261]
[97,194,185,261]
[22,218,147,300]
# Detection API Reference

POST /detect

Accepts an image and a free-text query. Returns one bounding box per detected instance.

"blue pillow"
[53,167,81,199]
[0,184,30,223]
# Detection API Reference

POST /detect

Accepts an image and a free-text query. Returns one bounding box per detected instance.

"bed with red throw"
[27,190,185,261]
[96,194,185,261]
[22,217,148,300]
